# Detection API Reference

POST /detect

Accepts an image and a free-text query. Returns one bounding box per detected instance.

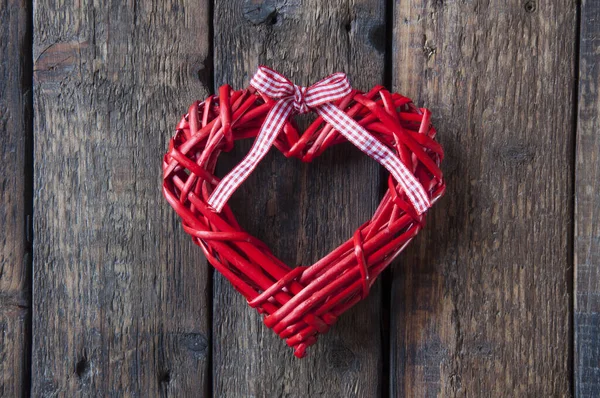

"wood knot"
[498,144,536,166]
[327,340,357,371]
[368,24,386,54]
[242,0,279,26]
[34,41,87,83]
[179,333,209,358]
[196,55,212,87]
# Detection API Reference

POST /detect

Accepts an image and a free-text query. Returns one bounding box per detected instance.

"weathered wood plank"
[213,1,385,396]
[32,1,211,396]
[391,1,576,396]
[0,0,32,396]
[575,1,600,396]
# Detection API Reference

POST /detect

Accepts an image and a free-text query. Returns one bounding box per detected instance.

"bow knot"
[293,85,309,114]
[207,66,431,215]
[249,66,353,114]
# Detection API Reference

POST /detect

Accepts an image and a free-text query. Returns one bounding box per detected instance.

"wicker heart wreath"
[163,67,445,358]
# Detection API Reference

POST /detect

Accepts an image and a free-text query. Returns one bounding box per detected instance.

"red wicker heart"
[163,82,445,358]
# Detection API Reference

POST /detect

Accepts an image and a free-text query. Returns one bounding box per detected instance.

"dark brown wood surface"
[32,1,212,396]
[212,1,386,396]
[0,1,32,396]
[390,0,577,396]
[0,0,596,396]
[576,0,600,396]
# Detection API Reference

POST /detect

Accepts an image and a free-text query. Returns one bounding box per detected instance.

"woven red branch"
[163,83,445,358]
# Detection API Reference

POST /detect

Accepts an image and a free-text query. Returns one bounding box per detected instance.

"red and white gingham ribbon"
[208,66,431,214]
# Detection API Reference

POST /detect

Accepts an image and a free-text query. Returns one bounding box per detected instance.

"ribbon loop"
[207,66,431,215]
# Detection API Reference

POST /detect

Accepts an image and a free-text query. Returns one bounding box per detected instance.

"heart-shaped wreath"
[163,67,445,357]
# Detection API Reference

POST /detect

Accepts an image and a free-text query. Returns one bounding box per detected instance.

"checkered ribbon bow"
[208,66,431,214]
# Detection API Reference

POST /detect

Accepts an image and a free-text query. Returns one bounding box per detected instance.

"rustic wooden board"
[212,1,386,396]
[32,1,212,396]
[575,1,600,396]
[390,1,576,396]
[0,0,32,396]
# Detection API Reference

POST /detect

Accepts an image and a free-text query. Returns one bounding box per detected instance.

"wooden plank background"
[31,1,212,396]
[0,0,596,396]
[0,1,32,396]
[391,1,576,396]
[575,0,600,396]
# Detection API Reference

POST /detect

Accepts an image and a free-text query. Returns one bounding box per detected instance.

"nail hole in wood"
[75,357,91,379]
[524,1,536,13]
[267,12,278,26]
[159,370,171,384]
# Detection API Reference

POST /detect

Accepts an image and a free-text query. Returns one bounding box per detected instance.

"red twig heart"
[163,83,445,357]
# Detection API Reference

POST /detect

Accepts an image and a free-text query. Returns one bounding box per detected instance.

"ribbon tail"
[207,100,295,212]
[317,103,431,215]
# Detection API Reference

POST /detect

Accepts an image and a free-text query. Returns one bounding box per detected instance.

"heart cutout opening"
[216,141,377,267]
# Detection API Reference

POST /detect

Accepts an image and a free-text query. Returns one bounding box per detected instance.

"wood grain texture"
[32,1,211,396]
[391,1,576,396]
[575,1,600,396]
[212,1,386,396]
[0,0,32,396]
